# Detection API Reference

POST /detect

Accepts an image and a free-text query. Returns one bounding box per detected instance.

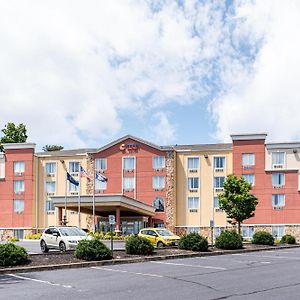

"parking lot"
[1,247,300,299]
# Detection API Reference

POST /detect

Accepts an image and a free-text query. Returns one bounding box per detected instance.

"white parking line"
[7,274,72,289]
[151,261,226,270]
[231,254,299,260]
[91,267,163,278]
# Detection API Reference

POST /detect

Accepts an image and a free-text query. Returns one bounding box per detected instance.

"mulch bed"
[0,243,297,270]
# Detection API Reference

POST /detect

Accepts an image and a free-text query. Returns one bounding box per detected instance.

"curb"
[1,244,299,275]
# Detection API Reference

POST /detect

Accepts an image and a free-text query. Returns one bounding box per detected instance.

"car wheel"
[40,240,49,253]
[157,241,164,248]
[59,242,66,252]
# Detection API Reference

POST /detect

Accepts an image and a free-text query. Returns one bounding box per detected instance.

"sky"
[0,0,299,150]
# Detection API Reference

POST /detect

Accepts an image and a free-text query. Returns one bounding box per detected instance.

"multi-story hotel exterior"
[1,133,300,242]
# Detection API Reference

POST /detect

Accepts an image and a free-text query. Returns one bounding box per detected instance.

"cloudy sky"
[0,0,299,150]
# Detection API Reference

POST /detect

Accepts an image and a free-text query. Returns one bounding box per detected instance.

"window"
[14,161,24,174]
[123,177,135,190]
[123,157,135,171]
[45,162,56,175]
[13,229,24,239]
[187,227,200,234]
[14,180,24,193]
[188,177,199,190]
[242,226,254,239]
[214,157,225,170]
[46,200,55,212]
[187,157,199,171]
[153,197,164,212]
[69,161,80,173]
[272,173,285,187]
[95,159,107,171]
[69,182,79,192]
[272,225,285,239]
[242,153,255,167]
[45,182,55,195]
[242,174,255,186]
[213,196,219,209]
[214,227,225,238]
[95,179,107,190]
[214,177,225,189]
[13,200,24,213]
[153,176,165,190]
[188,197,199,209]
[272,152,285,168]
[153,156,165,170]
[272,194,285,207]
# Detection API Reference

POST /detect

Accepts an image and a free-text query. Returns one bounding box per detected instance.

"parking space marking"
[7,274,73,289]
[231,253,299,260]
[151,261,227,270]
[91,266,164,278]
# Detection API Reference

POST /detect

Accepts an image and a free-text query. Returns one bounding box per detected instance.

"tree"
[218,174,258,235]
[42,145,64,152]
[0,122,28,151]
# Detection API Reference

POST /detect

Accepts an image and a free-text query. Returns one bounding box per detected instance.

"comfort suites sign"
[119,143,139,152]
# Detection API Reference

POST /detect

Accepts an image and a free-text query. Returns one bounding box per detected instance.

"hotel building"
[1,133,300,242]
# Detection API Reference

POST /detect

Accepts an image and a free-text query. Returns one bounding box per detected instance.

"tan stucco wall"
[36,155,90,230]
[176,151,232,228]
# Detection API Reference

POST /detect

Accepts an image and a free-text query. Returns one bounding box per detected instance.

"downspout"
[35,155,39,233]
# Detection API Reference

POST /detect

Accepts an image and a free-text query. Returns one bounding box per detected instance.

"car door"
[147,230,158,245]
[51,228,61,249]
[44,228,54,247]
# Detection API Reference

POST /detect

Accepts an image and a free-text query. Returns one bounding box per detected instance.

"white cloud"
[212,0,300,142]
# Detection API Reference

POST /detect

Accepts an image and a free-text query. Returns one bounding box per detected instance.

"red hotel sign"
[119,143,139,152]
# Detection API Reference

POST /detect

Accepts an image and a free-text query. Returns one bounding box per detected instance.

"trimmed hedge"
[125,236,154,255]
[280,234,296,244]
[179,233,208,252]
[215,230,243,250]
[0,243,29,267]
[74,239,112,261]
[252,231,274,245]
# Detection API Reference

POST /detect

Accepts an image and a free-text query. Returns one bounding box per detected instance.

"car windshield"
[156,229,175,236]
[59,228,87,237]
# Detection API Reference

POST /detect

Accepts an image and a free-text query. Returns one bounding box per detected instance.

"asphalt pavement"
[1,247,300,299]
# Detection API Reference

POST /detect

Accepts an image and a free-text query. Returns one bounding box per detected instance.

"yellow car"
[138,228,180,247]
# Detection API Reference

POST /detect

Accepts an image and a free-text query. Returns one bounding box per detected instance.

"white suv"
[40,226,91,252]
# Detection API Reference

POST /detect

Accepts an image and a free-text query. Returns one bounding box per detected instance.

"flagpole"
[60,160,67,226]
[92,167,95,233]
[78,167,81,229]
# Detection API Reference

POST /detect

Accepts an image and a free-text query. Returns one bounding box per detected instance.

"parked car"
[138,228,180,247]
[40,226,91,252]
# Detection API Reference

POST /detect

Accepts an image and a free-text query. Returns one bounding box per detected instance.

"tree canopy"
[0,122,28,151]
[42,145,64,152]
[218,174,258,234]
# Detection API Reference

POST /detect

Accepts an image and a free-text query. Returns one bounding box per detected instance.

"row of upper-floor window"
[187,194,287,210]
[187,176,226,190]
[242,152,286,168]
[242,173,285,187]
[187,157,226,170]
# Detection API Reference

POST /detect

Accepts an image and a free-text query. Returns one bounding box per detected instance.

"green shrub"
[252,231,274,245]
[280,234,296,244]
[8,236,19,242]
[179,233,208,252]
[125,236,154,255]
[215,230,243,250]
[0,243,29,267]
[74,239,112,261]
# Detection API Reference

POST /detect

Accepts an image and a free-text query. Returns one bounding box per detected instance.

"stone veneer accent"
[86,153,95,195]
[165,151,176,231]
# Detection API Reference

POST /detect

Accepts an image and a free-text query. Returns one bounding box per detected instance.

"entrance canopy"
[51,194,155,217]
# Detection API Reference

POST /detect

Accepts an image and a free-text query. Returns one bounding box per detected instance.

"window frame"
[95,158,107,171]
[152,176,165,190]
[187,156,200,172]
[242,174,255,186]
[272,194,285,207]
[242,153,255,168]
[153,156,165,170]
[187,197,200,210]
[13,199,25,214]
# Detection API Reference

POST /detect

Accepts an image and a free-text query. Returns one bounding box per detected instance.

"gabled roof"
[89,134,172,153]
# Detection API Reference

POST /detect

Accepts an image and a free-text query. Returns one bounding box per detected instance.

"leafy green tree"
[0,122,28,151]
[218,174,258,235]
[42,145,64,152]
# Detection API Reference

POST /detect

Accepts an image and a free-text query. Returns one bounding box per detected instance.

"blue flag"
[95,171,108,182]
[67,172,79,186]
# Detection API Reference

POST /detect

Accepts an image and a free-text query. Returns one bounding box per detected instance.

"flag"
[95,171,108,182]
[67,172,79,186]
[80,166,91,181]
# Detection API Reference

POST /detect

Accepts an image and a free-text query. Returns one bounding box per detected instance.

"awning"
[50,194,155,217]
